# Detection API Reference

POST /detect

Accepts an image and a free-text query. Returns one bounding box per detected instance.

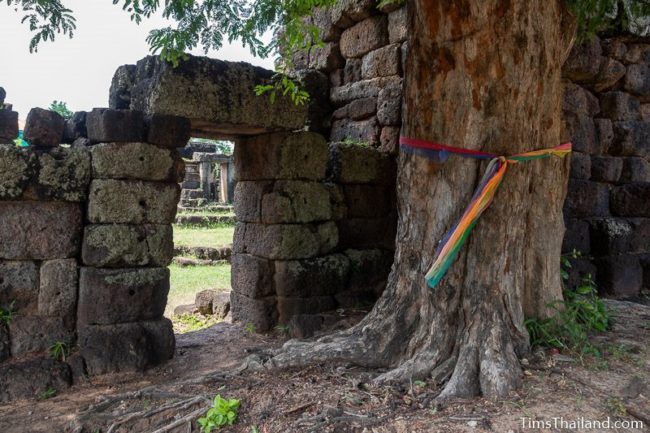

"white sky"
[0,0,275,120]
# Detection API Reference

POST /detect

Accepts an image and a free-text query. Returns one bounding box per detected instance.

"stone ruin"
[0,0,649,402]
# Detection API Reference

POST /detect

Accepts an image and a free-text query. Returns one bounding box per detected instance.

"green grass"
[166,263,231,316]
[173,224,235,249]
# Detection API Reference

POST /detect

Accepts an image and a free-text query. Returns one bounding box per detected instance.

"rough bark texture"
[254,0,575,399]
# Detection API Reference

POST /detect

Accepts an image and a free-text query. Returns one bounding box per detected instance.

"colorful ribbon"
[400,137,572,289]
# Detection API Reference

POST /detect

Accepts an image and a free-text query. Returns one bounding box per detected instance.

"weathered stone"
[330,117,381,146]
[82,224,173,267]
[330,69,344,88]
[292,49,310,70]
[91,142,183,182]
[36,146,91,201]
[596,255,642,297]
[261,181,332,224]
[401,41,408,74]
[344,184,394,218]
[0,87,5,106]
[610,121,650,157]
[330,0,374,28]
[62,111,87,143]
[277,296,336,323]
[343,58,362,84]
[642,103,650,121]
[379,126,400,155]
[346,248,393,295]
[0,145,36,199]
[563,180,610,218]
[594,118,614,152]
[620,157,650,182]
[594,57,626,92]
[590,218,650,256]
[79,319,174,375]
[602,38,627,61]
[233,222,338,260]
[129,55,308,137]
[146,114,191,148]
[77,267,169,325]
[0,260,38,313]
[563,218,590,254]
[329,143,396,184]
[564,113,599,154]
[287,314,324,339]
[0,202,82,259]
[562,37,602,83]
[86,108,146,143]
[388,7,407,43]
[274,254,350,297]
[349,97,378,120]
[0,110,18,143]
[377,77,403,125]
[312,6,340,42]
[590,156,623,182]
[195,289,218,315]
[174,304,196,316]
[331,77,401,105]
[9,316,73,356]
[624,63,650,101]
[67,352,88,384]
[109,64,137,109]
[72,137,91,148]
[87,179,180,224]
[234,132,328,181]
[23,108,64,147]
[231,253,275,298]
[565,257,598,290]
[0,358,71,403]
[340,16,388,59]
[600,92,641,121]
[38,259,77,321]
[611,183,650,217]
[309,43,344,72]
[624,44,650,64]
[563,82,600,115]
[361,44,401,79]
[212,292,231,320]
[0,324,8,362]
[570,151,591,179]
[296,69,332,134]
[337,217,397,250]
[230,292,277,332]
[233,181,270,223]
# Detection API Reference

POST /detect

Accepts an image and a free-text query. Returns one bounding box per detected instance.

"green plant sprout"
[198,395,241,432]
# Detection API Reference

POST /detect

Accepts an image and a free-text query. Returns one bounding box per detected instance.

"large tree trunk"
[255,0,576,398]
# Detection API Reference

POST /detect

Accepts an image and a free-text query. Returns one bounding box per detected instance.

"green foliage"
[0,301,16,325]
[254,74,310,105]
[198,395,241,432]
[49,100,73,119]
[38,387,57,400]
[525,251,609,355]
[564,0,650,41]
[244,322,256,334]
[49,340,69,361]
[172,313,219,334]
[3,0,76,52]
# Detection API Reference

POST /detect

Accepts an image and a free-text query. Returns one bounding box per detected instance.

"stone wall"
[295,0,406,152]
[562,36,650,298]
[230,133,396,332]
[0,95,187,401]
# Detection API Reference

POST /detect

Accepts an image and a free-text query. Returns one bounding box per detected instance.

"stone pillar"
[200,161,213,201]
[220,162,230,203]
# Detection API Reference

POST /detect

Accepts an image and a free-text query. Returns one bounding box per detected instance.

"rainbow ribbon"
[400,137,572,289]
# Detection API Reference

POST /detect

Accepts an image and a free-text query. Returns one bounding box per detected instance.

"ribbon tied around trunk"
[399,136,572,289]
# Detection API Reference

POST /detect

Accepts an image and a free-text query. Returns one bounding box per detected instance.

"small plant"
[49,341,69,362]
[0,301,16,325]
[274,324,290,335]
[255,74,310,106]
[197,395,241,433]
[525,251,609,356]
[172,313,218,334]
[49,100,73,119]
[244,322,256,334]
[605,397,627,417]
[38,387,57,400]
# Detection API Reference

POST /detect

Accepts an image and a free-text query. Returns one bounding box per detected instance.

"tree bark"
[253,0,576,399]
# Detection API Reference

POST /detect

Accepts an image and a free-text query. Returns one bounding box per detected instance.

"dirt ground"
[0,300,648,433]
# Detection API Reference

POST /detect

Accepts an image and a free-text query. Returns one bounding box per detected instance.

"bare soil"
[0,300,648,433]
